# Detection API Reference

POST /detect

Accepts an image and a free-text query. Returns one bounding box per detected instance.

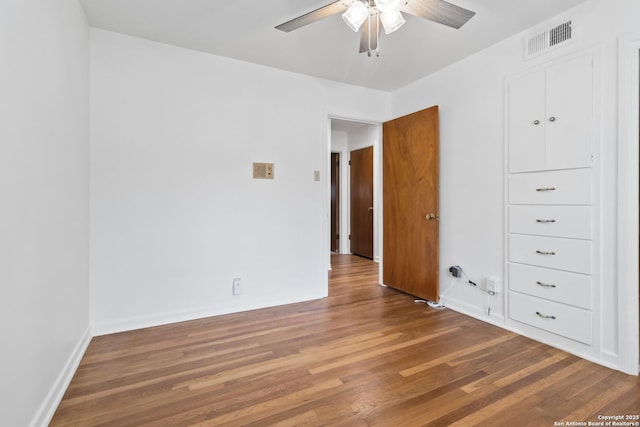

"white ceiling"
[80,0,589,91]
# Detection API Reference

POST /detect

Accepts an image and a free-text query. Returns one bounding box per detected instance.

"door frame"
[617,32,640,375]
[325,115,383,270]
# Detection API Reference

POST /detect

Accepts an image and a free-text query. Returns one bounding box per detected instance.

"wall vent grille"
[524,20,574,60]
[550,21,572,46]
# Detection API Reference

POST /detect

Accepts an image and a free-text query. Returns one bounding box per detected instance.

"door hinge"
[336,234,339,240]
[348,234,351,240]
[349,160,351,166]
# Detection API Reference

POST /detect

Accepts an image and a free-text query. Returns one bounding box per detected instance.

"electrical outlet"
[232,278,242,295]
[449,265,462,277]
[486,276,500,294]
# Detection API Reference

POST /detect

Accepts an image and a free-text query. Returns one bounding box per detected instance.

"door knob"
[368,207,374,211]
[425,213,439,220]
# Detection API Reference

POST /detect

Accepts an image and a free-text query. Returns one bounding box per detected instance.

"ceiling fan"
[275,0,476,56]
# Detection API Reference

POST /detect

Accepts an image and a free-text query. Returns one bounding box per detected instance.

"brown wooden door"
[330,152,340,252]
[350,146,374,259]
[383,106,439,301]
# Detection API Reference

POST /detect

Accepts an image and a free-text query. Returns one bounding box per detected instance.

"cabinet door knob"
[549,116,556,122]
[533,119,540,125]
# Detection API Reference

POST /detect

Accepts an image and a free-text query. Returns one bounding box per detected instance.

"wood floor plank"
[446,359,591,426]
[308,326,461,375]
[190,379,345,427]
[51,254,640,426]
[398,333,519,378]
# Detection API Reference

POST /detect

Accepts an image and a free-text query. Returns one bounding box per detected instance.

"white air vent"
[524,20,574,60]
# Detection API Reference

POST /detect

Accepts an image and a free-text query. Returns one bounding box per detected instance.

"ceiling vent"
[524,20,574,60]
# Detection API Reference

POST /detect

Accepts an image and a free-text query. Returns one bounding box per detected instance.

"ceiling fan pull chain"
[368,2,372,57]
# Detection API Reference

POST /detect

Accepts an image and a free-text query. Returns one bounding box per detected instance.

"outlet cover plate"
[232,278,242,295]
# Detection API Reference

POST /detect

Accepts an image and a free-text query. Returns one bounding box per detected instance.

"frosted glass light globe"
[380,9,405,34]
[342,1,368,32]
[375,0,401,13]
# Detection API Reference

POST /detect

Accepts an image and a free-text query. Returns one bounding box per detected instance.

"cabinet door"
[508,69,546,173]
[546,55,593,170]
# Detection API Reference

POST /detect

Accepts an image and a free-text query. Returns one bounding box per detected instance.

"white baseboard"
[441,296,506,327]
[91,294,326,336]
[30,326,92,427]
[601,349,622,371]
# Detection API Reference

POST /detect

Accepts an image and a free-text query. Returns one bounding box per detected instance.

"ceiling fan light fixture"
[342,1,368,32]
[380,10,405,34]
[374,0,401,13]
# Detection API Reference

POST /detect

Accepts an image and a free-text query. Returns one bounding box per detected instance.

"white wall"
[348,125,379,151]
[0,1,90,426]
[90,29,389,334]
[390,0,639,371]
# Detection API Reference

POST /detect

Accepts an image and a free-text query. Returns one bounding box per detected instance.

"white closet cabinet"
[507,170,594,347]
[508,55,593,173]
[505,52,599,353]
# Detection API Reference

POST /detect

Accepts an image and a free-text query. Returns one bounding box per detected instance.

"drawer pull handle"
[536,250,556,255]
[536,219,556,223]
[536,311,556,320]
[536,281,557,288]
[536,187,556,192]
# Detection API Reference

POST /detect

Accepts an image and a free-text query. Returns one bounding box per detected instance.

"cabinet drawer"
[509,205,591,239]
[509,234,591,274]
[509,169,591,205]
[509,291,592,344]
[508,263,591,309]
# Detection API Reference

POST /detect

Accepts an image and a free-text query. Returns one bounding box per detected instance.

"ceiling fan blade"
[359,14,382,53]
[275,1,350,32]
[401,0,475,29]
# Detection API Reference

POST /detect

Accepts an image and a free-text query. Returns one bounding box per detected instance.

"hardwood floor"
[52,255,639,426]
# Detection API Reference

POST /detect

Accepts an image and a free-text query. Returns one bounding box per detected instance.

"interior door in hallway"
[383,106,439,301]
[350,146,374,259]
